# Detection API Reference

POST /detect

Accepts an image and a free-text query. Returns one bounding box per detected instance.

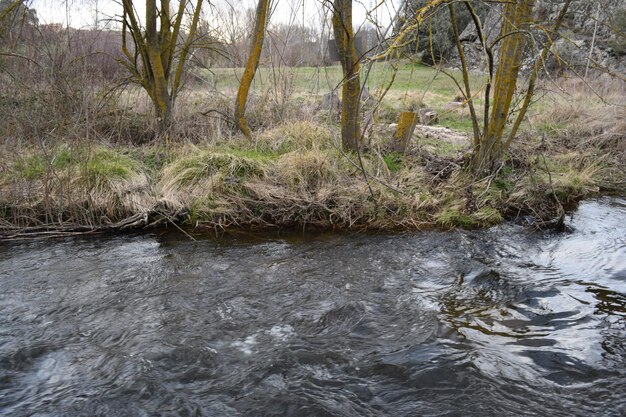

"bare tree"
[120,0,203,134]
[446,0,572,173]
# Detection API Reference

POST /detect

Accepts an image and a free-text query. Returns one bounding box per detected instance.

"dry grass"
[0,117,622,235]
[254,121,335,153]
[0,145,154,230]
[1,66,624,236]
[532,75,626,155]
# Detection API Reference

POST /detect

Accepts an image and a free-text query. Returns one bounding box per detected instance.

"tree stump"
[390,111,418,152]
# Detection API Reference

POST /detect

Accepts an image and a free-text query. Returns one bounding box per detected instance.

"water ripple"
[0,198,625,416]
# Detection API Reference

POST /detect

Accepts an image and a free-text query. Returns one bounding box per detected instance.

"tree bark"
[475,0,535,172]
[234,0,270,140]
[332,0,361,152]
[121,0,203,136]
[145,0,172,133]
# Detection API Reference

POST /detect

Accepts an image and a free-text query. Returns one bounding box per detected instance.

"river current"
[1,197,625,416]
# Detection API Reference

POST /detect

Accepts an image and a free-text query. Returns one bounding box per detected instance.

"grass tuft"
[255,121,334,153]
[472,207,504,227]
[436,208,476,228]
[162,149,267,187]
[85,148,141,188]
[271,150,339,194]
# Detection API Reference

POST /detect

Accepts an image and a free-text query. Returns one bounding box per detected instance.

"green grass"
[420,137,465,156]
[218,147,279,162]
[12,147,82,180]
[436,208,476,228]
[14,155,46,180]
[197,62,484,135]
[436,206,503,228]
[128,147,174,173]
[161,150,267,189]
[472,207,504,227]
[199,62,483,100]
[9,146,142,188]
[86,149,139,182]
[439,113,476,134]
[383,153,403,173]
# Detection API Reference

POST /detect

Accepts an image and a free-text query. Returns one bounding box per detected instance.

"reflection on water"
[0,197,625,416]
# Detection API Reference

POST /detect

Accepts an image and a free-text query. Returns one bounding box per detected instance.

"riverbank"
[2,67,624,239]
[1,118,623,240]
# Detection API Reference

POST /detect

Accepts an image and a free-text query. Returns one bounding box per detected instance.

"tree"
[0,0,37,41]
[480,0,535,169]
[120,0,203,134]
[391,0,574,174]
[331,0,361,151]
[234,0,270,139]
[445,0,572,173]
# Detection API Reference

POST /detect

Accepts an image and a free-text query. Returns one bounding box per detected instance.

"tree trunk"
[476,0,535,171]
[332,0,361,152]
[146,0,173,134]
[121,0,203,137]
[234,0,270,140]
[153,98,172,134]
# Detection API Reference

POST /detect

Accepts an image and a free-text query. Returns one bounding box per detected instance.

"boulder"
[419,108,439,125]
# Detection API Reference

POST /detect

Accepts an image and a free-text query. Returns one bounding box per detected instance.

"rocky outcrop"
[449,0,626,75]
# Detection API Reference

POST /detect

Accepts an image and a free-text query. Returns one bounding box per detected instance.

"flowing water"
[1,197,625,416]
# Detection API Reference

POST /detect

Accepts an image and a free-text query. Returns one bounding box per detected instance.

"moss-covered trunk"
[332,0,361,152]
[146,0,173,134]
[234,0,270,140]
[475,0,535,172]
[121,0,203,136]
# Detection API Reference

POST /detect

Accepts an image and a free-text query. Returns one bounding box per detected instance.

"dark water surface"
[1,198,625,416]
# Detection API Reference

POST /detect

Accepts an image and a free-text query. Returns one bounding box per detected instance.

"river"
[1,197,625,416]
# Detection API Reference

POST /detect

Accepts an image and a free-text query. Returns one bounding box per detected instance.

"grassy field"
[203,62,483,96]
[194,62,485,133]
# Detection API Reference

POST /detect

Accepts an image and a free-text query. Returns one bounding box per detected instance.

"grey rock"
[449,0,626,75]
[419,108,439,125]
